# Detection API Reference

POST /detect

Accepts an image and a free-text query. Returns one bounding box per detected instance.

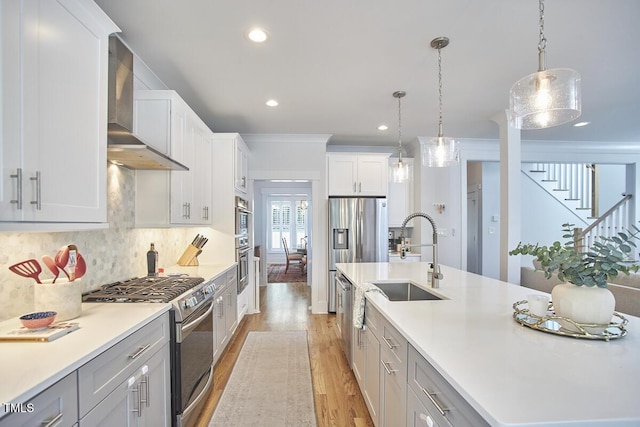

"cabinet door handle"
[30,171,41,210]
[359,182,362,193]
[10,168,22,210]
[242,176,246,188]
[187,202,191,219]
[382,335,399,349]
[128,344,151,360]
[382,360,397,375]
[421,386,449,416]
[131,383,142,417]
[40,412,62,427]
[140,374,150,408]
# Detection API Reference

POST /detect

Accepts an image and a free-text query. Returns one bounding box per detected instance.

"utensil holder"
[34,279,82,321]
[177,245,201,266]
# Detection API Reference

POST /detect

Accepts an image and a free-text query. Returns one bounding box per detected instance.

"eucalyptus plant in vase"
[510,223,640,331]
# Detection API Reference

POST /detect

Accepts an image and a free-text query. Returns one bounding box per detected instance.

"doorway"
[467,188,481,274]
[253,181,313,307]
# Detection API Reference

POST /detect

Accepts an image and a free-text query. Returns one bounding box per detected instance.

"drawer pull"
[41,413,62,427]
[382,335,399,349]
[421,386,449,416]
[382,360,397,375]
[128,344,151,360]
[419,413,435,427]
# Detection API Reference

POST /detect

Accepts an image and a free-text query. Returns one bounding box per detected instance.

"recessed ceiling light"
[248,28,268,43]
[573,121,590,127]
[266,99,279,107]
[378,124,388,131]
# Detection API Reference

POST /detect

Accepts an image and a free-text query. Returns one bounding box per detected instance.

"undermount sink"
[370,281,444,301]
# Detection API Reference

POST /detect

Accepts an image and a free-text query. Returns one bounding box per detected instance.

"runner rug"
[267,263,307,283]
[208,331,317,427]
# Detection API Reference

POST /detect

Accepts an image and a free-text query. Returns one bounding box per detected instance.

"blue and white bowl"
[19,311,57,329]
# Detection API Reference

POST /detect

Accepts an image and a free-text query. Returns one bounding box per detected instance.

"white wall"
[244,134,330,313]
[456,140,640,282]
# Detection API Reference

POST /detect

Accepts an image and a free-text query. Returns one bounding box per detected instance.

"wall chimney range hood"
[107,36,188,171]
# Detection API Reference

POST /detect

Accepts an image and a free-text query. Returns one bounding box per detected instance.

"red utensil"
[54,245,70,280]
[74,253,87,281]
[9,259,43,284]
[41,255,60,283]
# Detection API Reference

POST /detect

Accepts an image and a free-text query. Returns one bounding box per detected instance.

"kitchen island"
[337,262,640,427]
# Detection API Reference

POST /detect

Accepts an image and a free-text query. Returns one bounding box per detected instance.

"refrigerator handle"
[355,199,362,262]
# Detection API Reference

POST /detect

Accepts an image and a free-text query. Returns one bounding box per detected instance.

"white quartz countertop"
[336,262,640,427]
[0,262,236,417]
[0,303,170,412]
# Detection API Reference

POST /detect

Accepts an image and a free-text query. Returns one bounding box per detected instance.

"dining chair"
[282,237,304,273]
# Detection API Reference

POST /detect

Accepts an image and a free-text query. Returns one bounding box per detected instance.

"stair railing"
[529,163,598,217]
[573,193,633,251]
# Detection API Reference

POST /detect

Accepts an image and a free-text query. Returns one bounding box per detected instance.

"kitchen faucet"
[400,212,443,288]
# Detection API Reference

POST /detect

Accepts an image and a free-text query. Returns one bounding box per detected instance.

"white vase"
[551,283,615,334]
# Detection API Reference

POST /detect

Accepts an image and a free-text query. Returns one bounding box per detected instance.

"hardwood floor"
[194,282,374,427]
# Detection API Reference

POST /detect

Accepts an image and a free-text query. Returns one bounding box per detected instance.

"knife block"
[177,244,201,266]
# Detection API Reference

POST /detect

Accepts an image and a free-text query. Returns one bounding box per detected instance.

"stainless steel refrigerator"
[328,197,388,312]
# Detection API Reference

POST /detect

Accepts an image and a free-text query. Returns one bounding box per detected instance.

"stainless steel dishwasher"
[336,272,353,366]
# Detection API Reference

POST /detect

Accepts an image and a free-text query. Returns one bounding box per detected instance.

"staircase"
[522,162,633,247]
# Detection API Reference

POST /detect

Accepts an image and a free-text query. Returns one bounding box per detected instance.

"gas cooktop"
[83,276,205,303]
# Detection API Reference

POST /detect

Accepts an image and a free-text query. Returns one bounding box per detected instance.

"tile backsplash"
[0,165,204,321]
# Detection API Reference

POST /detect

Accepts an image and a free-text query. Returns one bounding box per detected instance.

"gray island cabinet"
[337,262,640,427]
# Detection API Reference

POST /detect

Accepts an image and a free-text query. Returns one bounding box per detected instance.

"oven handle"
[181,300,214,336]
[181,366,214,422]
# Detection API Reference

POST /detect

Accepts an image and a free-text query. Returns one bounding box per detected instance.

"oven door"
[237,247,250,294]
[235,209,249,236]
[175,299,214,427]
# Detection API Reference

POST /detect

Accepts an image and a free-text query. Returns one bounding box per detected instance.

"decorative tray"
[512,300,627,341]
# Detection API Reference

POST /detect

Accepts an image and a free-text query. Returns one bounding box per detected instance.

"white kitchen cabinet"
[213,267,239,365]
[327,154,389,196]
[408,345,489,427]
[234,139,250,194]
[407,386,443,427]
[353,305,382,426]
[134,90,213,226]
[388,158,414,227]
[79,343,170,427]
[378,307,407,427]
[0,372,78,427]
[0,0,116,227]
[351,302,406,427]
[78,313,170,426]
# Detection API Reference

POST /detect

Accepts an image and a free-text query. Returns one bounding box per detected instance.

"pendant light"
[509,0,581,129]
[421,37,459,168]
[389,90,411,183]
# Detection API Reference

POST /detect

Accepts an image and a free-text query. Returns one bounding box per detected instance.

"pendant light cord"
[537,0,547,71]
[397,94,403,161]
[437,45,444,138]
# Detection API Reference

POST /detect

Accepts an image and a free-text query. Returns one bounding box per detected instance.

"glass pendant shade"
[390,158,411,183]
[388,90,411,183]
[509,67,581,129]
[421,136,459,168]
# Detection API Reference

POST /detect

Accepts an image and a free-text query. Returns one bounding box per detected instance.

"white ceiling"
[95,0,640,147]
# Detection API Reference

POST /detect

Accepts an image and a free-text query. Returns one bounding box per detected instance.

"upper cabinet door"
[0,0,117,226]
[327,154,389,197]
[234,137,249,194]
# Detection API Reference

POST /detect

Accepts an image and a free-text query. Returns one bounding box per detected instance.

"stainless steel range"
[83,275,216,427]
